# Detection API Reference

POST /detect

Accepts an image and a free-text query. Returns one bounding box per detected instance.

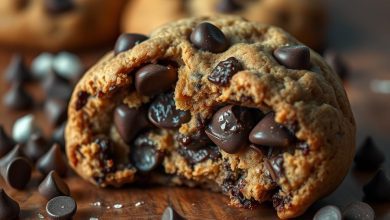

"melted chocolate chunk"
[190,22,229,53]
[114,33,148,55]
[208,57,243,86]
[135,64,178,96]
[264,155,284,182]
[205,105,257,154]
[178,145,220,165]
[75,91,89,111]
[176,130,212,150]
[273,45,311,70]
[131,134,162,172]
[148,93,191,129]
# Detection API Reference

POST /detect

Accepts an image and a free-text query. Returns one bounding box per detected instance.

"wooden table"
[1,0,390,219]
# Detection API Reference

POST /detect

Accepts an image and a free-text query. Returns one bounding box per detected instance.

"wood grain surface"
[1,0,390,219]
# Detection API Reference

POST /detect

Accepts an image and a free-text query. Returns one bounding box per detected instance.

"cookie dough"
[0,0,126,51]
[66,16,355,218]
[122,0,327,50]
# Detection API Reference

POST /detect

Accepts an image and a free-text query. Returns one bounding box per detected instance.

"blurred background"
[0,0,389,219]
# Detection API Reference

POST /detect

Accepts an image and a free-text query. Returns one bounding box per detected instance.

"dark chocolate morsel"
[249,112,294,148]
[273,45,311,70]
[178,145,220,165]
[46,196,77,220]
[161,206,185,220]
[354,136,385,170]
[36,143,68,177]
[363,170,390,202]
[0,157,32,190]
[39,171,70,200]
[0,189,20,220]
[24,133,49,162]
[0,145,27,167]
[114,33,148,55]
[342,201,375,220]
[41,70,73,101]
[148,93,191,129]
[264,155,284,181]
[0,125,15,158]
[5,54,32,83]
[177,130,213,150]
[52,122,66,151]
[44,99,68,127]
[4,82,34,110]
[131,134,161,172]
[135,64,178,96]
[44,0,74,14]
[75,91,89,111]
[313,205,342,220]
[216,0,242,13]
[205,105,256,154]
[324,50,349,80]
[208,57,243,86]
[190,22,229,53]
[114,104,150,144]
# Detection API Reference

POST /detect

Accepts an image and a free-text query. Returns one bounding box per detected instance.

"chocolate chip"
[114,33,148,55]
[5,54,32,83]
[324,50,349,80]
[354,137,385,171]
[4,82,34,110]
[0,157,32,190]
[24,133,49,162]
[0,125,15,158]
[75,91,89,111]
[177,130,213,150]
[42,70,73,101]
[363,169,390,202]
[39,171,70,200]
[44,99,68,127]
[114,104,150,144]
[190,22,229,53]
[208,57,243,86]
[131,134,161,172]
[249,112,294,148]
[314,205,342,220]
[44,0,74,14]
[36,143,68,177]
[0,189,20,220]
[178,145,220,165]
[205,105,256,154]
[264,155,284,181]
[135,64,178,96]
[52,122,66,151]
[161,206,185,220]
[46,196,77,220]
[216,0,242,13]
[342,201,375,220]
[273,45,311,70]
[12,114,40,143]
[148,93,191,129]
[94,137,116,174]
[0,145,27,166]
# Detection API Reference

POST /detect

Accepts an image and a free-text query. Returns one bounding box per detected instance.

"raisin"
[208,57,243,86]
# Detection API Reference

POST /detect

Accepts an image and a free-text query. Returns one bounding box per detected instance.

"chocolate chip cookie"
[66,16,355,218]
[0,0,126,51]
[122,0,327,50]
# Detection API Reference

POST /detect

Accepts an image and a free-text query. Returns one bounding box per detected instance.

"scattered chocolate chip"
[208,57,243,86]
[53,52,83,82]
[216,0,242,13]
[114,33,148,55]
[354,137,385,171]
[190,22,229,53]
[0,145,27,166]
[5,54,32,83]
[342,201,375,220]
[44,99,68,127]
[161,206,185,220]
[148,93,191,129]
[313,205,342,220]
[44,0,74,14]
[41,70,73,101]
[36,143,68,177]
[131,134,161,172]
[0,157,32,190]
[0,125,15,158]
[52,122,66,151]
[249,112,294,148]
[178,145,220,165]
[363,169,390,202]
[75,91,89,111]
[24,133,49,162]
[114,104,150,144]
[12,114,40,143]
[31,53,54,79]
[4,82,34,110]
[46,196,77,220]
[324,50,349,80]
[39,171,70,200]
[264,155,284,181]
[205,105,256,154]
[0,189,20,220]
[273,45,311,70]
[135,64,178,96]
